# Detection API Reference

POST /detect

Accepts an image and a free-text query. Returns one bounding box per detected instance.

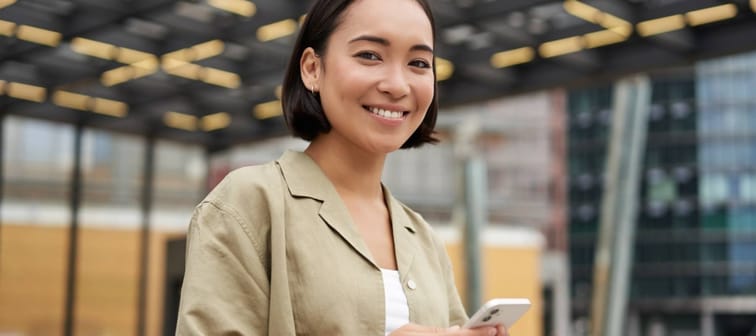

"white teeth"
[368,107,404,120]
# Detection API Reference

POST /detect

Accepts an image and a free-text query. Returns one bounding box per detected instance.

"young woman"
[176,0,509,335]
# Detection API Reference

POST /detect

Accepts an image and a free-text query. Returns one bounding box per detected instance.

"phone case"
[463,298,531,329]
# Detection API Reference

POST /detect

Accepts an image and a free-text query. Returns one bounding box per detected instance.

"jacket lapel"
[385,188,418,279]
[277,150,376,267]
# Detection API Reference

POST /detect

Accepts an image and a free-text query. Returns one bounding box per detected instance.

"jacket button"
[407,279,417,290]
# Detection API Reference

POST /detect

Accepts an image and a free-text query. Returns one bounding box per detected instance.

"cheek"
[415,77,435,111]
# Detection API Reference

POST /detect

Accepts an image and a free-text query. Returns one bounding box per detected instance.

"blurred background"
[1,0,756,335]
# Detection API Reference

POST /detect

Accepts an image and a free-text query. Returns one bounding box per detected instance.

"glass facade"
[568,50,756,334]
[697,51,756,297]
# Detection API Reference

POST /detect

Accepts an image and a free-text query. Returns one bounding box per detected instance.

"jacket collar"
[276,150,418,270]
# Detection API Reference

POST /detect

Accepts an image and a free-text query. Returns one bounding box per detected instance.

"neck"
[304,136,386,201]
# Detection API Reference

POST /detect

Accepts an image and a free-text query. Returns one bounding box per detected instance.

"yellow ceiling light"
[162,40,223,64]
[201,67,241,88]
[0,80,5,95]
[16,25,61,47]
[490,47,535,68]
[539,36,584,58]
[161,57,188,70]
[192,39,225,60]
[435,57,454,81]
[254,100,282,119]
[637,14,686,37]
[0,0,17,9]
[116,47,154,64]
[208,0,256,17]
[162,48,195,62]
[7,82,46,103]
[53,91,91,110]
[600,14,633,37]
[686,4,738,26]
[583,29,627,48]
[563,0,632,37]
[563,0,603,25]
[101,66,135,86]
[751,0,756,12]
[257,19,297,42]
[164,111,198,131]
[299,14,307,26]
[201,112,231,131]
[275,85,283,99]
[71,37,117,60]
[131,57,159,77]
[164,61,203,80]
[91,98,128,117]
[0,19,15,36]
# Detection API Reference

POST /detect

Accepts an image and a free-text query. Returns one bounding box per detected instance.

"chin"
[367,142,404,154]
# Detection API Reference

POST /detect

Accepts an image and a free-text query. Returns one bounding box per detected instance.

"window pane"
[76,130,145,335]
[0,116,72,335]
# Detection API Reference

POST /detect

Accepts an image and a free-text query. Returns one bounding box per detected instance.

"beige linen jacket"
[176,150,468,335]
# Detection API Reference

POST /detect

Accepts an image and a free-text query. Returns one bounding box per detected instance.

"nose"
[377,64,410,99]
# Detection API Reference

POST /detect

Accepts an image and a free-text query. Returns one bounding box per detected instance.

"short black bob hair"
[281,0,439,149]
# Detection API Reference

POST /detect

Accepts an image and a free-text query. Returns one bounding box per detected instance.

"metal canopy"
[1,0,755,152]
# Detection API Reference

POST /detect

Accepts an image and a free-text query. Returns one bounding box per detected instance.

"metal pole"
[463,157,486,311]
[64,122,84,336]
[0,112,5,272]
[590,75,651,336]
[136,134,155,336]
[454,118,485,312]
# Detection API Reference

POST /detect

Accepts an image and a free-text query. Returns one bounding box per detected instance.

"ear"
[300,47,322,93]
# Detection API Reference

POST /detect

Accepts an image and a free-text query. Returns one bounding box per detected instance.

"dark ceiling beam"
[545,49,602,72]
[693,14,756,60]
[584,0,636,21]
[634,0,724,21]
[456,63,519,87]
[645,29,695,53]
[441,0,557,27]
[478,20,537,47]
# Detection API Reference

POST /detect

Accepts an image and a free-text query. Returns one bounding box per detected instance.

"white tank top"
[381,268,410,335]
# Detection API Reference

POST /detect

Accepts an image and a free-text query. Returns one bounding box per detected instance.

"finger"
[394,323,459,334]
[497,324,508,336]
[466,327,498,336]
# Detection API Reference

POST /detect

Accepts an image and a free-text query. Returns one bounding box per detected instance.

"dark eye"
[356,51,381,61]
[409,59,431,69]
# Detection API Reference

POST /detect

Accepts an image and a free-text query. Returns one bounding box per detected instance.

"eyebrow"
[348,35,434,54]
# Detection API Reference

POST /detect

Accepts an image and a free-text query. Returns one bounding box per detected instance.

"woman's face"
[313,0,434,154]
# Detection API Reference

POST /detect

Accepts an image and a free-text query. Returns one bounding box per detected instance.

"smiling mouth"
[364,106,409,120]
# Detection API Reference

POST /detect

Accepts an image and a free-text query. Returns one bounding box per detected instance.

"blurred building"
[568,50,756,336]
[0,116,206,336]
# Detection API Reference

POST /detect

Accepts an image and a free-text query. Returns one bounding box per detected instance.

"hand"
[389,323,509,336]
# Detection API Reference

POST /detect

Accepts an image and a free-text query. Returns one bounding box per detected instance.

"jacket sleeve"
[175,201,270,335]
[435,236,469,327]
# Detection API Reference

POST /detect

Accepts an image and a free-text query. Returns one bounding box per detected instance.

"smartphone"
[463,298,531,329]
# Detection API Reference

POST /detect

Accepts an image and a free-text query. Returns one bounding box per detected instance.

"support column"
[701,309,714,336]
[590,75,651,336]
[454,118,485,311]
[0,112,5,271]
[136,134,156,336]
[63,122,84,336]
[553,253,572,336]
